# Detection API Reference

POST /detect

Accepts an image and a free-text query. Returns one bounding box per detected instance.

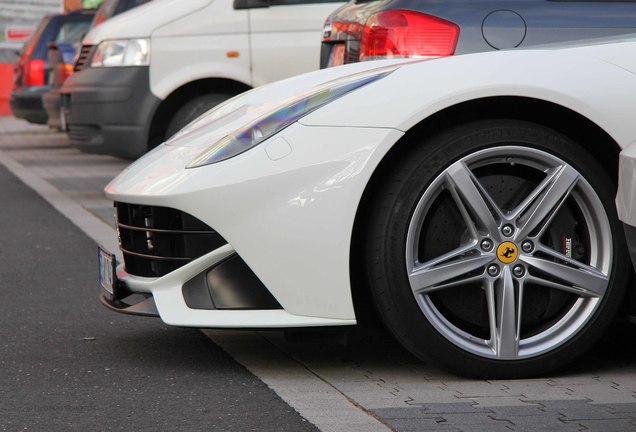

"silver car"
[321,0,636,67]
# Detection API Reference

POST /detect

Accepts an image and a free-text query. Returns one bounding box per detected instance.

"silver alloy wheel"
[405,146,612,360]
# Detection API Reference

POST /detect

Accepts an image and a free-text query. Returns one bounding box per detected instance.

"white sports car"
[100,37,636,378]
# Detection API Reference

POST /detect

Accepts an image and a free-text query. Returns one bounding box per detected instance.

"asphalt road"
[0,163,317,432]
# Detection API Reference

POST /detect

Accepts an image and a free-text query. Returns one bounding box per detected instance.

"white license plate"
[98,245,116,295]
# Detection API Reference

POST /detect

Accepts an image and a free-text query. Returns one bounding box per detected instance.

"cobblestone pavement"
[2,116,636,432]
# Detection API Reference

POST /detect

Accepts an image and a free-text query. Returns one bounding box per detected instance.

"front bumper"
[101,243,353,327]
[10,86,48,124]
[60,66,160,159]
[104,122,403,327]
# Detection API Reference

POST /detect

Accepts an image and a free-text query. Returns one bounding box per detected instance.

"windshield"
[92,0,153,27]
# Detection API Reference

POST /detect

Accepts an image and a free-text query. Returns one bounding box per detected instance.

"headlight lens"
[91,39,150,67]
[187,67,395,168]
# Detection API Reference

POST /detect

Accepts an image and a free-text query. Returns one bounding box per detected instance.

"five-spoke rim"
[405,146,612,360]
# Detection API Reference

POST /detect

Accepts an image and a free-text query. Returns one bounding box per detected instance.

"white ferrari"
[100,37,636,378]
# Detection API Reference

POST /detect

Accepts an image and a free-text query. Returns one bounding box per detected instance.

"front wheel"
[364,119,629,378]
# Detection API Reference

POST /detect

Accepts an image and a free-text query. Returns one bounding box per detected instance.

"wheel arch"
[349,95,623,326]
[147,78,251,150]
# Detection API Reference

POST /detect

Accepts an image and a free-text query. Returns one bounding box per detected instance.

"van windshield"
[92,0,153,27]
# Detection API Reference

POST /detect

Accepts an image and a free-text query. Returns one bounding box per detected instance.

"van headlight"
[91,38,150,67]
[187,66,396,168]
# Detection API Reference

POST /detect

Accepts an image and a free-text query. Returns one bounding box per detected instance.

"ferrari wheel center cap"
[496,241,518,264]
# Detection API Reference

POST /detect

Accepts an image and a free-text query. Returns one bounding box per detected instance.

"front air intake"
[115,202,227,277]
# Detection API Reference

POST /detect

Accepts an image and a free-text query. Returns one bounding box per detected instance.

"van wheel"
[165,93,231,139]
[364,119,629,378]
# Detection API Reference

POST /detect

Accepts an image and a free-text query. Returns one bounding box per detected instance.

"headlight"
[91,39,150,67]
[187,67,395,168]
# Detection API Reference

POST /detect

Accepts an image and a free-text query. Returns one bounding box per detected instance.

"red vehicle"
[11,9,94,124]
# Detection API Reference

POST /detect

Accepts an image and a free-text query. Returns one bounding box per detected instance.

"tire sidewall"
[165,93,232,140]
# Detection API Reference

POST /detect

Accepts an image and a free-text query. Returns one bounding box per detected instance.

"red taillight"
[360,10,459,61]
[23,59,45,86]
[58,63,74,84]
[332,21,364,38]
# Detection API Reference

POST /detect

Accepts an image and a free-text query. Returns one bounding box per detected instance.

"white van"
[60,0,343,158]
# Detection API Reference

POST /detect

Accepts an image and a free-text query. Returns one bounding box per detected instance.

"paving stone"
[319,423,393,432]
[455,425,515,432]
[17,156,127,166]
[0,136,66,150]
[499,381,579,400]
[468,397,539,407]
[562,418,636,432]
[565,384,636,404]
[310,369,386,383]
[510,424,581,432]
[605,402,636,414]
[380,416,466,431]
[444,381,513,398]
[380,417,464,432]
[0,141,69,151]
[490,414,579,430]
[397,389,466,404]
[373,407,442,420]
[583,391,636,405]
[375,408,513,428]
[295,408,380,423]
[415,402,493,414]
[548,375,604,386]
[353,399,419,410]
[0,117,47,134]
[47,176,115,193]
[32,167,124,180]
[487,404,548,416]
[291,399,372,411]
[429,412,514,426]
[535,399,625,420]
[465,427,512,432]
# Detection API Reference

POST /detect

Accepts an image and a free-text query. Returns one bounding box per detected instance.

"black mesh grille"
[74,44,93,71]
[116,202,227,277]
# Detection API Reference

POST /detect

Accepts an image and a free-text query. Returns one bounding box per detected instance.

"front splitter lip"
[111,244,357,328]
[100,293,159,317]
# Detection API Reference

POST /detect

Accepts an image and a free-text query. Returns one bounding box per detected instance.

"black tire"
[364,119,629,378]
[165,93,232,139]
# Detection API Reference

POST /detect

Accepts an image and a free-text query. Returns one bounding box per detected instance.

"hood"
[83,0,210,44]
[160,58,406,151]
